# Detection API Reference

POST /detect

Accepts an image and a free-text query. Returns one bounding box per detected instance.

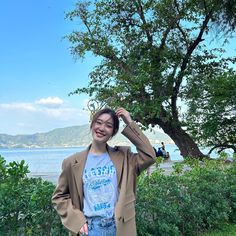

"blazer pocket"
[123,194,136,222]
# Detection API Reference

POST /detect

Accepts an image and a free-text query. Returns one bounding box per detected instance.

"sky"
[0,0,100,135]
[0,1,235,135]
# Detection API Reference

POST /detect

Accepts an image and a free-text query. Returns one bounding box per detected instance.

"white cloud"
[0,103,36,111]
[0,99,90,135]
[35,96,64,108]
[42,107,88,120]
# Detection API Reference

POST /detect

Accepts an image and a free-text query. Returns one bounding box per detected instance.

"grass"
[201,224,236,236]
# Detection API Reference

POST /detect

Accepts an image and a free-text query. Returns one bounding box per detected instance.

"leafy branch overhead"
[66,0,236,157]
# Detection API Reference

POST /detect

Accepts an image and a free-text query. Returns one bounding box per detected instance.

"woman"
[52,107,156,236]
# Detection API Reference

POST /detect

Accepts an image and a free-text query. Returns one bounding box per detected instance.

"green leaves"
[0,156,67,236]
[66,0,236,158]
[185,61,236,153]
[136,158,236,235]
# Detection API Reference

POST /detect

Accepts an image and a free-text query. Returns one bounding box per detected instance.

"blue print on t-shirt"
[83,152,118,218]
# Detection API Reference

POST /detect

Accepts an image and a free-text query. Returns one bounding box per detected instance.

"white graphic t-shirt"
[83,152,118,218]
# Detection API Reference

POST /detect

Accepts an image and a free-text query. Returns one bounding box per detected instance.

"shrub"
[179,160,231,234]
[136,157,236,236]
[1,154,235,236]
[0,155,67,236]
[136,170,183,236]
[225,154,236,223]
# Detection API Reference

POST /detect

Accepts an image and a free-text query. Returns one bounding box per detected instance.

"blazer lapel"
[72,146,91,205]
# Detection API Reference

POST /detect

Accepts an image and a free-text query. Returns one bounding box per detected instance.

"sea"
[0,144,224,183]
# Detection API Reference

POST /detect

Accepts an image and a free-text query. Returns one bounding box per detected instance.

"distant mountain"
[0,124,173,148]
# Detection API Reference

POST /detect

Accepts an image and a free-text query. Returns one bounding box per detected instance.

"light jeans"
[86,216,116,236]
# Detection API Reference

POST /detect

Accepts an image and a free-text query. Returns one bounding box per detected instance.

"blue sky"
[0,0,100,135]
[0,1,235,135]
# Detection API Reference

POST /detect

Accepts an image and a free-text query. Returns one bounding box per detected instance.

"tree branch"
[176,21,189,46]
[207,143,236,155]
[175,12,212,92]
[171,11,213,120]
[174,0,189,46]
[134,0,153,43]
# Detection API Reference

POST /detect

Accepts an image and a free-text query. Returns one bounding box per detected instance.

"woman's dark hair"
[90,107,119,137]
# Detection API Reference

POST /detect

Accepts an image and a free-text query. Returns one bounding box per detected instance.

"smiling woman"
[90,108,120,144]
[52,107,156,236]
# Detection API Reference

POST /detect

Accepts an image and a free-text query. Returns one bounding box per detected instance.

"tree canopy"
[186,63,236,154]
[66,0,236,157]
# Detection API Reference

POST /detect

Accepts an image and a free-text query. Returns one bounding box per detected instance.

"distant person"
[52,107,156,236]
[161,141,165,149]
[161,142,167,158]
[154,147,163,157]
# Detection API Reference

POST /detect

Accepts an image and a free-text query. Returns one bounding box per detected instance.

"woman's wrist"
[125,118,133,125]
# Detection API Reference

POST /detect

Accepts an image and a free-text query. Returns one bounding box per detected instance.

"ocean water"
[1,144,224,183]
[0,147,86,183]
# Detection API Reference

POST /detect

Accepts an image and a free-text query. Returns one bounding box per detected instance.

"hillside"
[0,124,173,148]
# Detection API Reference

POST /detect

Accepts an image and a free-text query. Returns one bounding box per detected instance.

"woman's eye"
[106,124,114,129]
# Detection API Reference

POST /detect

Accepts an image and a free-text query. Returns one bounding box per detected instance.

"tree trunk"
[160,121,205,159]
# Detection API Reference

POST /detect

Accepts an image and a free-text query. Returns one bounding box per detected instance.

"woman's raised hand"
[116,107,133,125]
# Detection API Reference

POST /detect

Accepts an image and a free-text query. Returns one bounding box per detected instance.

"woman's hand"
[79,223,88,235]
[116,107,133,125]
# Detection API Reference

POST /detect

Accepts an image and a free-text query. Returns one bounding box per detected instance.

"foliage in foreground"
[0,155,67,236]
[136,155,236,236]
[1,154,236,235]
[201,223,236,236]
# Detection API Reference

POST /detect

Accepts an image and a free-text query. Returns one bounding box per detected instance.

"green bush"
[136,156,236,236]
[0,155,67,236]
[225,157,236,223]
[136,170,183,236]
[1,154,235,236]
[201,223,236,236]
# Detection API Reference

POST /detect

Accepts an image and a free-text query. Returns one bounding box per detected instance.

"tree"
[185,66,236,154]
[66,0,236,158]
[211,0,236,33]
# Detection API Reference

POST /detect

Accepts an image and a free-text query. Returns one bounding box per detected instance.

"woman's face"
[91,113,114,144]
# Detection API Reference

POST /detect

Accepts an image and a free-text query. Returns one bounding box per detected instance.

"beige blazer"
[52,122,156,236]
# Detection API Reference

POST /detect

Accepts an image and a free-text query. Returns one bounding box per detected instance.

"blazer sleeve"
[51,159,87,235]
[121,121,156,175]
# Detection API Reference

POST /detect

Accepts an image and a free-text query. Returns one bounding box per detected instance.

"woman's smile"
[95,130,106,138]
